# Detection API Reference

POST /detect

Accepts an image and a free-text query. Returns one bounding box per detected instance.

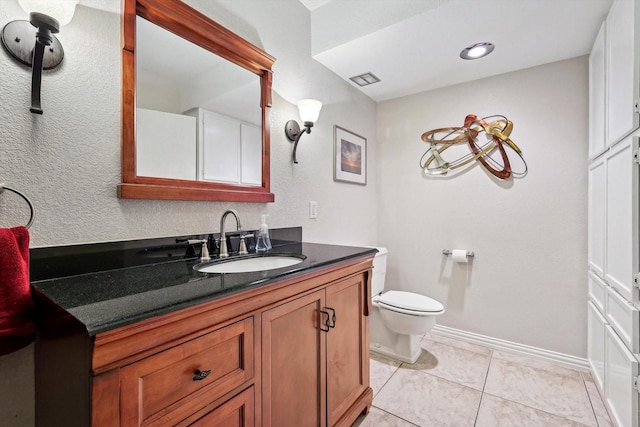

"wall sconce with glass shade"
[285,99,323,164]
[1,0,78,114]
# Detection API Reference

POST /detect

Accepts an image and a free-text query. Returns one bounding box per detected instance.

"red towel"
[0,226,34,355]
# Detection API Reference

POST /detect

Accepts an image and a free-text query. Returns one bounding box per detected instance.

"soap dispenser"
[255,214,272,253]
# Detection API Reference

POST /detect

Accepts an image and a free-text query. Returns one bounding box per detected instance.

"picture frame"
[334,126,367,185]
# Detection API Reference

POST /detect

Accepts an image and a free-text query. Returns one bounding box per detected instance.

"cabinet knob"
[192,369,211,381]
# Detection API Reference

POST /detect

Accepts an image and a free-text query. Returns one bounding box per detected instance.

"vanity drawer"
[589,270,607,313]
[178,386,255,427]
[605,286,639,353]
[120,317,254,426]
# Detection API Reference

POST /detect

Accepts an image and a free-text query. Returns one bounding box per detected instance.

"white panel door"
[589,155,607,278]
[240,123,262,185]
[606,0,639,145]
[590,20,606,159]
[588,301,607,394]
[589,271,607,313]
[201,110,240,183]
[605,325,639,427]
[606,286,640,353]
[136,108,197,180]
[605,135,639,302]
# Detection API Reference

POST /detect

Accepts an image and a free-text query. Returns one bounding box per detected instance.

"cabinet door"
[588,155,606,278]
[262,290,327,427]
[605,325,639,427]
[605,135,639,302]
[240,123,262,185]
[326,275,369,426]
[136,108,197,180]
[201,110,241,183]
[606,0,640,145]
[590,20,606,158]
[588,302,606,394]
[588,271,607,313]
[605,285,640,353]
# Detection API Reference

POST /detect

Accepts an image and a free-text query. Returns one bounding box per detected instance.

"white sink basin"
[195,254,305,274]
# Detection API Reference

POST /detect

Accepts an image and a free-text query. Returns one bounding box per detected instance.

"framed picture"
[334,126,367,185]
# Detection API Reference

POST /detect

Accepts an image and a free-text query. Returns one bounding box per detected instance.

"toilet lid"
[376,290,444,313]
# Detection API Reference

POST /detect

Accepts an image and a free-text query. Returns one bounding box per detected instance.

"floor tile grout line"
[400,361,488,392]
[581,377,601,427]
[480,391,595,427]
[473,393,486,427]
[477,348,597,426]
[486,355,601,427]
[482,349,495,393]
[580,376,610,427]
[473,350,494,427]
[372,362,402,399]
[370,405,421,426]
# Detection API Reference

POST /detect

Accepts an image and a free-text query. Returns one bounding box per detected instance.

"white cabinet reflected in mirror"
[135,16,262,185]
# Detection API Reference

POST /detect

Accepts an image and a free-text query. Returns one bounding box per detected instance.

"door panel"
[262,290,327,427]
[605,325,639,427]
[605,135,639,302]
[326,276,369,426]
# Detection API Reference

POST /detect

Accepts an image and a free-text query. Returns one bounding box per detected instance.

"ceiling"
[299,0,613,102]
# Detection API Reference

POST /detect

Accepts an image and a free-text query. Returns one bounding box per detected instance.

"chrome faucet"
[219,209,243,258]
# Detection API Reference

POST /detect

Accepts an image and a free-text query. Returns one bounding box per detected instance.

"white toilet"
[370,247,444,363]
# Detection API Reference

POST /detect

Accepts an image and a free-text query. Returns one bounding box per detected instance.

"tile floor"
[353,332,613,427]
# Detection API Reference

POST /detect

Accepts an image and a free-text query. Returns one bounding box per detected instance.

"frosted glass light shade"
[18,0,79,26]
[297,99,322,124]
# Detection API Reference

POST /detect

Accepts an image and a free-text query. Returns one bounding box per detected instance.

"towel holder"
[0,184,35,229]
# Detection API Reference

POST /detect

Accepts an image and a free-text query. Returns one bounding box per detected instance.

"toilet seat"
[375,290,444,315]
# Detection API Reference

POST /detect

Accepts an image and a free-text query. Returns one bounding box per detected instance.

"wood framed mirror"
[119,0,275,202]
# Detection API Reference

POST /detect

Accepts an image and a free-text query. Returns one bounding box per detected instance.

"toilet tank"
[371,247,388,296]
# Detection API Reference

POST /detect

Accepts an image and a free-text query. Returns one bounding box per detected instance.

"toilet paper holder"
[442,249,474,257]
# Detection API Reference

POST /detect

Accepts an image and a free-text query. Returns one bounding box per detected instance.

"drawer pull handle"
[192,369,211,381]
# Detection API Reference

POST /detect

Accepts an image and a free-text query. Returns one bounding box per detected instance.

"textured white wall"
[0,0,377,424]
[0,0,378,248]
[377,56,588,358]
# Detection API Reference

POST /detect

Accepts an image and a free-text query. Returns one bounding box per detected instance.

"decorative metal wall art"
[420,114,527,179]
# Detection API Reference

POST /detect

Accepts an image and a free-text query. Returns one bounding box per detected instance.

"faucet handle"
[187,239,210,262]
[238,233,253,255]
[207,234,219,257]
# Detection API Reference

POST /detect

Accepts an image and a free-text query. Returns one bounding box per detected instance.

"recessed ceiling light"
[349,72,381,86]
[460,42,495,60]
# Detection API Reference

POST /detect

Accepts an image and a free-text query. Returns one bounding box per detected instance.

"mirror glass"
[118,0,275,203]
[136,17,262,185]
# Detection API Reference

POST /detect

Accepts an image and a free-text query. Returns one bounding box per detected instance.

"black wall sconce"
[1,1,78,114]
[285,99,323,164]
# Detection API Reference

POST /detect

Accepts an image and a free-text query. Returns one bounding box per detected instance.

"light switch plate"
[309,201,318,219]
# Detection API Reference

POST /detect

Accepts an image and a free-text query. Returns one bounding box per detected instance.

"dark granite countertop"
[32,241,376,336]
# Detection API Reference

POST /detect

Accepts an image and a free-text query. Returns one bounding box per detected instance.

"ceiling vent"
[349,72,381,87]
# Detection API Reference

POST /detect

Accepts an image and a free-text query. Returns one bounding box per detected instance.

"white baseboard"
[431,324,590,371]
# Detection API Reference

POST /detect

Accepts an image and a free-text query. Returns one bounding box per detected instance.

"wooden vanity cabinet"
[35,256,373,427]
